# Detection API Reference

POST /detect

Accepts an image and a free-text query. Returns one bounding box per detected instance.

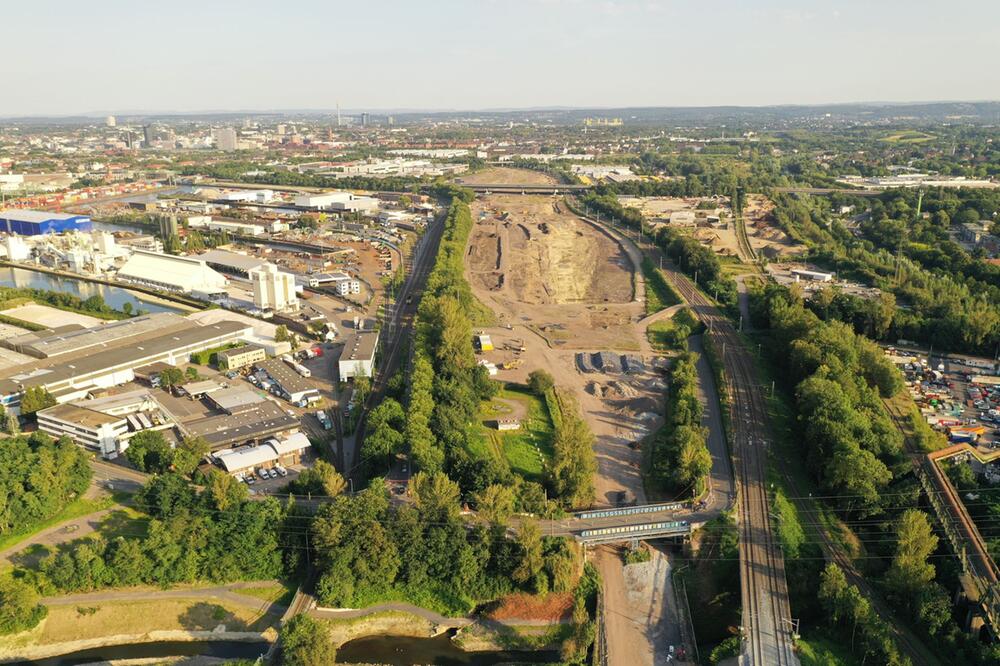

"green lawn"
[646,307,703,352]
[472,387,555,481]
[0,496,114,553]
[350,581,476,617]
[641,256,681,315]
[237,581,297,608]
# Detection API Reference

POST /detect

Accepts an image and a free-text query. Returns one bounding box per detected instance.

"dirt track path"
[42,582,287,615]
[0,507,116,566]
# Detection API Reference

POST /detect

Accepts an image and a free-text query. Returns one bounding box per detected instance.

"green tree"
[290,460,347,498]
[275,325,292,343]
[172,436,210,477]
[280,614,336,666]
[205,469,249,510]
[19,386,55,415]
[0,576,47,635]
[474,484,516,526]
[527,369,555,396]
[125,430,174,473]
[885,509,938,610]
[412,471,462,523]
[514,519,546,593]
[159,367,184,389]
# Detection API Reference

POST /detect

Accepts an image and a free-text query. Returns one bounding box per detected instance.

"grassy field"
[646,307,703,352]
[472,386,555,481]
[350,581,476,617]
[0,598,276,651]
[0,496,114,553]
[234,582,296,608]
[641,256,681,315]
[797,633,860,665]
[881,130,935,144]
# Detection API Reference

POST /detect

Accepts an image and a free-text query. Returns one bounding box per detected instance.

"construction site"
[468,190,638,350]
[618,193,803,260]
[462,168,689,666]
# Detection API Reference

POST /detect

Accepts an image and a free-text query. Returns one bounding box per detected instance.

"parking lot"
[891,347,999,449]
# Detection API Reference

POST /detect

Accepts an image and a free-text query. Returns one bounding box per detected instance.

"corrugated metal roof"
[216,445,276,472]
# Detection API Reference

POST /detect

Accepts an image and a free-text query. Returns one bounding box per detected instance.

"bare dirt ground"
[743,194,805,257]
[468,194,638,350]
[457,167,557,186]
[596,545,684,666]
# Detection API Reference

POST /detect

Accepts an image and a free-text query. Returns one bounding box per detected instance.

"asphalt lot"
[894,349,999,448]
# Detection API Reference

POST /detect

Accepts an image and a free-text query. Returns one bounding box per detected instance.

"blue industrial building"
[0,210,92,235]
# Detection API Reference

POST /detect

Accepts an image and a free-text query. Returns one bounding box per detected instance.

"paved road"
[89,458,149,494]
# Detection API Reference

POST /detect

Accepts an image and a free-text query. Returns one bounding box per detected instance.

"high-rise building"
[276,124,287,136]
[142,125,154,148]
[105,115,117,127]
[360,112,369,127]
[250,263,298,312]
[213,128,238,152]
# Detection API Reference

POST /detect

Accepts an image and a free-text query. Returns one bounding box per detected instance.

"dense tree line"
[751,282,905,515]
[769,192,1000,355]
[0,286,128,322]
[818,563,911,666]
[311,472,583,615]
[124,431,210,477]
[649,352,711,497]
[652,225,738,311]
[30,473,288,593]
[543,383,597,510]
[401,198,593,509]
[0,433,91,536]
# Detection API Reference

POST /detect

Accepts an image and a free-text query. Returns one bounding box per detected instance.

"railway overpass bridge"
[459,183,593,195]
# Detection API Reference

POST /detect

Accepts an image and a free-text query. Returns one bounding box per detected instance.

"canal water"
[0,266,183,315]
[21,639,269,665]
[335,632,560,665]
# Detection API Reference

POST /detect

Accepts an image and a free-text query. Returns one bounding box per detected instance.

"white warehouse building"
[117,250,229,294]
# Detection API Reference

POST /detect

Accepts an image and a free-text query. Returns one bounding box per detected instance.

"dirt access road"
[462,169,679,666]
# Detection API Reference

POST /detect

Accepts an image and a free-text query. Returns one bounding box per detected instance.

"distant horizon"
[4,98,1000,122]
[4,1,999,117]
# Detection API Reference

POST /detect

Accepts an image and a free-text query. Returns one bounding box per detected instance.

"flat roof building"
[37,403,128,457]
[255,358,318,404]
[0,319,252,413]
[0,210,92,236]
[338,331,378,380]
[217,344,266,371]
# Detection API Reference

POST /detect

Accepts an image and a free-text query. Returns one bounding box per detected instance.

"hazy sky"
[5,0,999,116]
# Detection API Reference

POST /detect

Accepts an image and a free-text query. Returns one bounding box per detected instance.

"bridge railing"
[575,502,684,520]
[578,520,691,543]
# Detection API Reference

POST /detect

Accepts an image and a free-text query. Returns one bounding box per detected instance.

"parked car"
[275,465,288,477]
[257,468,269,480]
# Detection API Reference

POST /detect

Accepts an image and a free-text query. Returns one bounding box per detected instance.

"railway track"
[663,260,797,665]
[734,210,757,264]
